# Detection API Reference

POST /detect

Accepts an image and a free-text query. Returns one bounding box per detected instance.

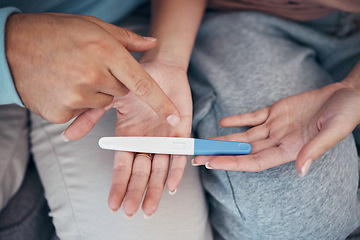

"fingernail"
[191,158,200,166]
[169,189,177,195]
[61,131,70,142]
[166,115,180,127]
[143,36,157,41]
[124,212,134,219]
[110,208,118,214]
[205,162,213,169]
[144,213,153,219]
[299,159,313,177]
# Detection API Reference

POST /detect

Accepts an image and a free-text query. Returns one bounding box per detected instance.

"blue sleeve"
[0,7,23,107]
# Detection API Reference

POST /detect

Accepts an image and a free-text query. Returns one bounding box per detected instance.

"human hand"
[193,81,360,177]
[5,12,180,124]
[64,60,192,217]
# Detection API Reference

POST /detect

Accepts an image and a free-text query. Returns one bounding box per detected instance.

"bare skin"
[63,0,206,218]
[194,62,360,177]
[65,60,193,217]
[5,12,180,124]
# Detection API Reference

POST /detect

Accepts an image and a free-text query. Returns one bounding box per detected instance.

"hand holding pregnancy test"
[98,137,252,155]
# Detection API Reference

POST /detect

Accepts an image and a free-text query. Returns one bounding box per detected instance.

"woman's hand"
[64,60,192,217]
[108,61,192,217]
[194,81,360,177]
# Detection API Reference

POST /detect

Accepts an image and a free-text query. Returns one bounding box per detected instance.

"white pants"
[31,109,212,240]
[0,105,212,240]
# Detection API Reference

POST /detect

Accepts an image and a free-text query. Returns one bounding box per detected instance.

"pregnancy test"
[98,137,252,155]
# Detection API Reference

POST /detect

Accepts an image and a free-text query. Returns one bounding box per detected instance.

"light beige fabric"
[30,109,212,240]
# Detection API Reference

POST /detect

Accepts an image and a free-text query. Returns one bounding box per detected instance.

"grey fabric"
[190,11,360,239]
[0,105,29,210]
[0,160,55,240]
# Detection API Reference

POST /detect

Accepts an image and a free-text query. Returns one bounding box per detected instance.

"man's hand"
[5,12,180,124]
[193,81,360,177]
[64,60,193,217]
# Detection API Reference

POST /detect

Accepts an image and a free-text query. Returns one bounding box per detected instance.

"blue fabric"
[0,7,21,106]
[0,0,147,106]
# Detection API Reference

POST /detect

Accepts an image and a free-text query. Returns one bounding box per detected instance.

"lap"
[30,109,212,240]
[190,11,360,239]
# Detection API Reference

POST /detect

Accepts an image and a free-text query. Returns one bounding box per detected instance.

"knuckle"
[133,79,152,97]
[132,169,149,176]
[252,154,264,172]
[46,112,73,124]
[63,93,86,109]
[146,186,164,195]
[86,39,111,56]
[113,162,131,173]
[120,28,132,39]
[87,70,104,85]
[76,68,104,86]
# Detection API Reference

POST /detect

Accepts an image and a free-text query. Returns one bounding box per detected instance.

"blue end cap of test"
[193,139,252,155]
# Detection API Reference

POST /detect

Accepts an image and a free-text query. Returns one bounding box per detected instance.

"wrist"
[342,61,360,91]
[140,47,189,72]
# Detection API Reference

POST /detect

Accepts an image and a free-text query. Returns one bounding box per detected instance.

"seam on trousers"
[213,100,246,221]
[224,171,246,221]
[36,119,82,240]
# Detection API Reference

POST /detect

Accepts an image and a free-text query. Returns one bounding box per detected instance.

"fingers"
[212,125,270,143]
[194,146,293,172]
[165,155,187,193]
[121,153,152,217]
[111,27,157,52]
[108,48,181,127]
[96,72,130,97]
[108,151,134,212]
[142,154,170,217]
[62,107,108,140]
[250,139,277,154]
[296,122,350,177]
[220,108,269,127]
[109,152,172,218]
[82,15,157,52]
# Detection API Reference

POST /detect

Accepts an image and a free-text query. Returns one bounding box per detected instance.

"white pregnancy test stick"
[98,137,252,155]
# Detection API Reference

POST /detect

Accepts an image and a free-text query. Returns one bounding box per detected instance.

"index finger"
[196,146,293,172]
[107,45,181,127]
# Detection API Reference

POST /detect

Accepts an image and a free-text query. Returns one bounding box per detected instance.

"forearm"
[141,0,207,70]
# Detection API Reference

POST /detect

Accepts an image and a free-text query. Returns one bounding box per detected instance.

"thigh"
[30,109,212,240]
[0,104,29,210]
[191,11,360,239]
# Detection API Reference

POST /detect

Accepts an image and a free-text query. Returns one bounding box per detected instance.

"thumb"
[62,107,108,141]
[295,123,349,177]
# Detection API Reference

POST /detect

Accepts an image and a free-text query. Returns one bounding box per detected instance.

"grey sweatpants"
[190,11,360,239]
